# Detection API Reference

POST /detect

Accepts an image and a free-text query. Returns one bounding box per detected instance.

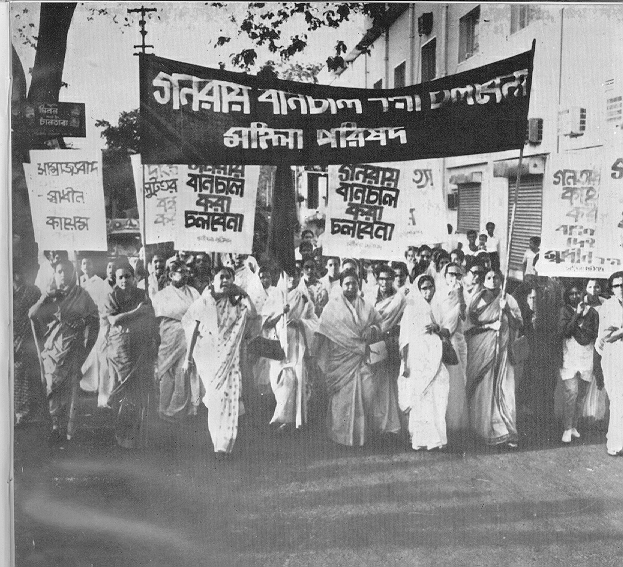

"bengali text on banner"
[24,150,107,251]
[536,149,623,278]
[140,47,533,165]
[173,164,259,253]
[131,155,179,244]
[323,161,449,261]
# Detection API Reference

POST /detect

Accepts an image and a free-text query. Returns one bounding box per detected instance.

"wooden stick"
[66,374,80,440]
[502,144,526,300]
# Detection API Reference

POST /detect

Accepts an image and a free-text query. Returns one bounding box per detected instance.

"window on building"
[510,5,532,34]
[394,61,406,88]
[421,38,437,82]
[459,6,480,62]
[456,183,481,234]
[373,78,383,90]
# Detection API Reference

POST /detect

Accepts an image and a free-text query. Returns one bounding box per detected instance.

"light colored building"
[300,4,623,279]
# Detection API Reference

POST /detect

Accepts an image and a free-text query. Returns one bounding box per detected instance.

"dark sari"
[13,283,42,420]
[465,288,522,445]
[104,286,157,448]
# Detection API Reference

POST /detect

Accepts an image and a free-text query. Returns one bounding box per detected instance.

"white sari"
[152,284,201,419]
[182,292,249,453]
[262,287,318,428]
[398,291,450,450]
[435,288,469,435]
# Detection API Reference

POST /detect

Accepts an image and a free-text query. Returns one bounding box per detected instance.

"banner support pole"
[141,163,149,299]
[502,143,526,300]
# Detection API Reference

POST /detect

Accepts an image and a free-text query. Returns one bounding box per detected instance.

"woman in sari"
[104,262,158,449]
[29,259,99,442]
[465,270,523,448]
[432,250,451,293]
[262,270,318,431]
[315,270,383,447]
[398,275,450,451]
[371,264,404,437]
[152,260,201,421]
[597,271,623,456]
[182,267,256,458]
[13,261,42,426]
[436,263,469,442]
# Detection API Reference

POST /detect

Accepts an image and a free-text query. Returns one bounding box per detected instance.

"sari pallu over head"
[398,288,444,410]
[315,293,381,395]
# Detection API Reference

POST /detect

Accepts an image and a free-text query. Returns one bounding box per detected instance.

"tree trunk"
[28,3,76,102]
[12,3,76,280]
[268,166,298,274]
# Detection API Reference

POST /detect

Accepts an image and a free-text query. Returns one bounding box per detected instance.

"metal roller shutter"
[457,183,481,233]
[507,175,543,272]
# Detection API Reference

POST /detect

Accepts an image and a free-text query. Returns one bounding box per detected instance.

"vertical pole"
[502,146,526,300]
[141,164,149,299]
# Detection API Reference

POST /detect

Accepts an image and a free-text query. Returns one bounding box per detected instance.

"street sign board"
[14,101,86,138]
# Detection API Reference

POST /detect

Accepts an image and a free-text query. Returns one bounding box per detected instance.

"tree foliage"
[95,109,140,156]
[211,2,389,71]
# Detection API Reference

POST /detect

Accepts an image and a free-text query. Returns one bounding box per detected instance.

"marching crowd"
[12,225,623,459]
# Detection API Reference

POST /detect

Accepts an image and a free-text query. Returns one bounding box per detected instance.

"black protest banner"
[140,47,533,166]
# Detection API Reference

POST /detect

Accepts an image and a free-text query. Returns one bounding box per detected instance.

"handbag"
[368,340,388,365]
[509,334,530,365]
[441,336,459,366]
[247,336,285,361]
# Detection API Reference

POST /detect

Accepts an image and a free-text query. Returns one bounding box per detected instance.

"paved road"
[13,396,623,567]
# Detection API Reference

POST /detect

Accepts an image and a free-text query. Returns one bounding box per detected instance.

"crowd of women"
[12,240,623,459]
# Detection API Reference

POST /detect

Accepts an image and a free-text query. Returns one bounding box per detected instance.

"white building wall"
[314,4,623,279]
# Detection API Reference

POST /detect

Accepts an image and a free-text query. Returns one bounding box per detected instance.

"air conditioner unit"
[526,118,543,144]
[418,13,433,36]
[559,107,586,137]
[447,192,458,210]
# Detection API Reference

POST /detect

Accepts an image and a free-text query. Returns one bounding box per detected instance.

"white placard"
[174,164,259,253]
[26,150,107,251]
[323,161,448,260]
[131,155,179,244]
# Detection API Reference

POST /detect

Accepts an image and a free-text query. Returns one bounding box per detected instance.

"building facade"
[297,4,623,279]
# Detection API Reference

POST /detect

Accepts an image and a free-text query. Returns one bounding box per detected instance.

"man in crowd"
[392,262,410,295]
[80,256,110,310]
[141,252,167,297]
[189,252,212,294]
[484,221,501,271]
[319,256,341,297]
[29,259,99,442]
[299,258,329,316]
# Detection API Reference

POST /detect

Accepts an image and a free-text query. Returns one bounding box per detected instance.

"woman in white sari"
[399,275,450,451]
[262,271,318,431]
[436,263,469,442]
[182,267,256,458]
